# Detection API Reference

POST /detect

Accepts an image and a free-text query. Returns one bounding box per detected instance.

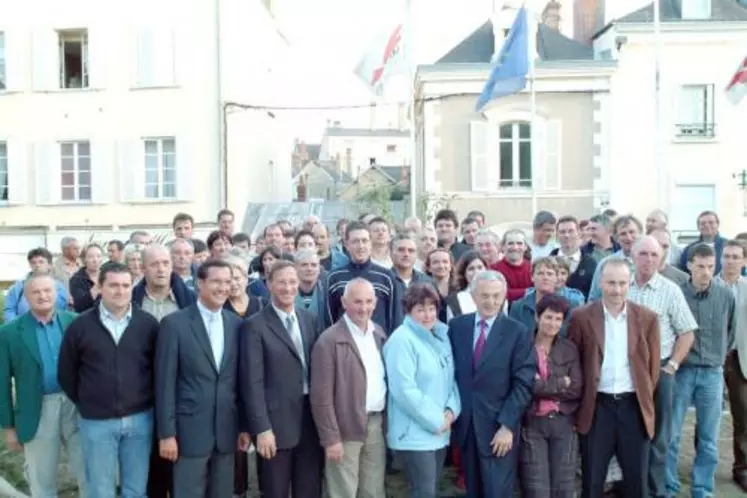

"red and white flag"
[354,23,406,96]
[726,54,747,105]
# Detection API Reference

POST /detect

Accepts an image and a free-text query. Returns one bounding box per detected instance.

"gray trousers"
[397,447,447,498]
[519,413,577,498]
[173,451,234,498]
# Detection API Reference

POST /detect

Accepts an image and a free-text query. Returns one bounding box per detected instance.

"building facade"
[593,0,747,236]
[318,127,411,178]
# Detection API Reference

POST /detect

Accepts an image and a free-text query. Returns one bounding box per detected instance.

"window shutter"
[34,142,60,205]
[90,139,114,204]
[87,27,108,89]
[176,137,194,202]
[470,121,490,191]
[136,26,175,87]
[118,139,143,202]
[32,29,59,91]
[544,119,562,190]
[4,30,27,91]
[532,120,546,190]
[7,140,29,204]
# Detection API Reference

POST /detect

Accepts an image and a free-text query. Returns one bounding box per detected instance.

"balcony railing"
[675,122,716,139]
[499,179,533,188]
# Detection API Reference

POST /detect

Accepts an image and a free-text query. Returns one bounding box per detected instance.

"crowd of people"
[0,205,744,498]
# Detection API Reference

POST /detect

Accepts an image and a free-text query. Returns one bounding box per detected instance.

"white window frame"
[143,137,177,200]
[675,84,715,139]
[59,140,92,202]
[498,121,532,189]
[0,32,6,91]
[59,30,89,89]
[0,142,7,201]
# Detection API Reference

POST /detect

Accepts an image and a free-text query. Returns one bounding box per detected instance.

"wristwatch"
[667,360,680,372]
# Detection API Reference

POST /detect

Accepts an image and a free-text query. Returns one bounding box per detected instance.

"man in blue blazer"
[449,270,537,497]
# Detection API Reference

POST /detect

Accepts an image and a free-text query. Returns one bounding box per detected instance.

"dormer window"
[680,0,711,20]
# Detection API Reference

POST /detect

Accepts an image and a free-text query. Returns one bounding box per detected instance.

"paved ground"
[0,411,743,497]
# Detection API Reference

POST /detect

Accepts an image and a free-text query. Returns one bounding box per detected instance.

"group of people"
[0,205,744,498]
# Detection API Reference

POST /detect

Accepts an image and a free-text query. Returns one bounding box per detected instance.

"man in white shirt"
[528,211,558,261]
[310,278,388,498]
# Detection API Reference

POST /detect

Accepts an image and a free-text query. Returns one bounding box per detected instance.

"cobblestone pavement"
[0,411,742,497]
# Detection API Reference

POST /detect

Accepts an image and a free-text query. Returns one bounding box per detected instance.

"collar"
[343,314,374,337]
[100,303,133,322]
[687,281,712,297]
[348,258,372,270]
[602,303,627,320]
[557,248,581,261]
[271,303,296,323]
[475,313,498,328]
[145,287,176,302]
[632,271,662,290]
[32,311,58,327]
[716,273,742,287]
[197,300,223,321]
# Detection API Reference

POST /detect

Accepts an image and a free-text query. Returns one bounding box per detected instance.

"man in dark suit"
[449,270,537,497]
[241,260,324,498]
[156,259,249,498]
[568,256,660,498]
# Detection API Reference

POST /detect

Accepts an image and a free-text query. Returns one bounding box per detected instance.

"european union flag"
[475,7,529,112]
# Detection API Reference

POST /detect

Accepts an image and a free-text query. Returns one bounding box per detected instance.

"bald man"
[132,244,196,498]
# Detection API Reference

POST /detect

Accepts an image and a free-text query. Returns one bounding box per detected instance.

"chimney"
[542,1,562,31]
[297,174,307,201]
[299,141,308,161]
[345,148,353,176]
[335,153,342,178]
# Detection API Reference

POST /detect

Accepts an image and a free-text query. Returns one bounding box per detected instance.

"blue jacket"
[248,278,270,300]
[326,259,403,333]
[330,247,349,270]
[295,278,328,317]
[679,234,727,275]
[3,277,69,323]
[131,272,196,309]
[383,316,461,451]
[510,287,584,336]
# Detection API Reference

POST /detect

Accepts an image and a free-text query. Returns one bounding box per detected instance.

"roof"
[317,161,353,183]
[323,127,409,138]
[617,0,747,22]
[377,165,410,184]
[306,144,321,161]
[437,19,593,64]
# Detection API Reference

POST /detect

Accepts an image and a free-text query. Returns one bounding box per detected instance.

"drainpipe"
[215,0,226,210]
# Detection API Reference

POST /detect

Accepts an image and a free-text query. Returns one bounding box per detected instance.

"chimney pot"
[542,0,562,30]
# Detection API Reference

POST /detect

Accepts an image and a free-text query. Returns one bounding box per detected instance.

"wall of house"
[319,134,411,178]
[0,0,220,228]
[604,28,747,235]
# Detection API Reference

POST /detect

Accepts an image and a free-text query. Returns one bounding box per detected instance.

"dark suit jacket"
[567,301,660,439]
[550,248,597,299]
[155,304,242,457]
[0,311,77,443]
[449,313,537,457]
[240,305,322,450]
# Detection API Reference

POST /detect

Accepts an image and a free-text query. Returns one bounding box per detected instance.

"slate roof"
[617,0,747,22]
[317,161,353,183]
[378,165,410,184]
[324,128,409,138]
[436,19,593,64]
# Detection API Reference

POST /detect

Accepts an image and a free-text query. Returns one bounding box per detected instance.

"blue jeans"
[78,409,153,498]
[666,366,724,498]
[649,361,675,498]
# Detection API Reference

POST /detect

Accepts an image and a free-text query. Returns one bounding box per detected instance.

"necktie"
[285,315,308,383]
[473,319,488,366]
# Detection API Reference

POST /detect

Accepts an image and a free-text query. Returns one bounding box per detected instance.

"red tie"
[473,319,488,366]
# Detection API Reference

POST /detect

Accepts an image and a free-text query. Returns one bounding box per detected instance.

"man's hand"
[238,433,251,452]
[491,426,513,458]
[159,437,179,462]
[257,430,277,460]
[5,429,21,451]
[662,364,676,375]
[325,442,344,463]
[562,376,571,388]
[90,285,100,299]
[438,409,455,434]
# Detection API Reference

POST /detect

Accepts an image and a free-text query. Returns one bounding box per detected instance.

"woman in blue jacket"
[383,283,461,498]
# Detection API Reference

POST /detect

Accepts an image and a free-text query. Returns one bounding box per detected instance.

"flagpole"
[406,0,417,217]
[529,8,538,214]
[654,0,664,209]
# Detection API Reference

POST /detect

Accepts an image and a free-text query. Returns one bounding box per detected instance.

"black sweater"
[58,304,160,420]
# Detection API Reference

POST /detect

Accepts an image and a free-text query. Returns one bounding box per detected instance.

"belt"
[367,411,383,416]
[597,391,636,401]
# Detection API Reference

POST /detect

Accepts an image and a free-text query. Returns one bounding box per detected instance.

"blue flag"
[475,7,529,112]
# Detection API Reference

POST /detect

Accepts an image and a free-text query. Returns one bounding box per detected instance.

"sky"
[268,0,496,141]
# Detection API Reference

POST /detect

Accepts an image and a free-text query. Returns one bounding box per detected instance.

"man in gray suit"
[156,259,249,497]
[241,260,324,498]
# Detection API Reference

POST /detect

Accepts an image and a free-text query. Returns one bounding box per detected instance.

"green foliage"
[417,192,460,225]
[354,186,398,224]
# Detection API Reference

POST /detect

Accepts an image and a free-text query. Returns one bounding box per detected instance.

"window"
[60,141,91,202]
[144,137,176,199]
[676,84,715,138]
[0,142,7,201]
[0,32,5,90]
[499,122,532,187]
[369,157,376,166]
[386,144,397,153]
[59,30,88,89]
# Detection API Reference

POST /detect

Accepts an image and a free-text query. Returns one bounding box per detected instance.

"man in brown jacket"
[310,278,388,498]
[568,256,660,498]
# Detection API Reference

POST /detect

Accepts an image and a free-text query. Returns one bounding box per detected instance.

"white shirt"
[556,248,582,273]
[273,305,308,394]
[529,241,558,261]
[99,304,132,345]
[344,314,386,412]
[197,300,224,368]
[598,305,635,394]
